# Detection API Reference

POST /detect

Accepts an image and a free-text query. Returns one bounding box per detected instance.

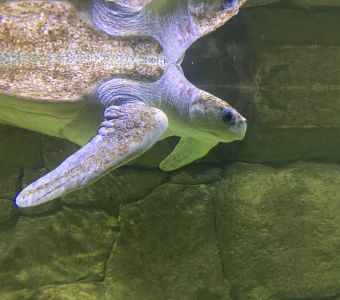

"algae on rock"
[217,163,340,299]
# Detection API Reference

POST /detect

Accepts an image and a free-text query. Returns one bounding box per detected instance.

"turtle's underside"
[0,0,247,207]
[0,1,166,100]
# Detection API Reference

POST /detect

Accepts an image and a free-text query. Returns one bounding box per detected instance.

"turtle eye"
[221,108,234,124]
[221,0,237,10]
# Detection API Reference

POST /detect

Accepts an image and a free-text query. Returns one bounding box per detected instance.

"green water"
[1,1,340,299]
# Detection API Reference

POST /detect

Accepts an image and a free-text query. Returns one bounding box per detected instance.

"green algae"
[105,216,119,228]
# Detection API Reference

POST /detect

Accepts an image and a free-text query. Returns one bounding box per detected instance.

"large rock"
[0,207,113,291]
[105,183,230,300]
[217,162,340,299]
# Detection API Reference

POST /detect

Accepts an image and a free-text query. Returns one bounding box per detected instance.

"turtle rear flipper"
[15,102,168,207]
[91,0,153,36]
[91,0,247,62]
[106,0,153,11]
[91,0,193,61]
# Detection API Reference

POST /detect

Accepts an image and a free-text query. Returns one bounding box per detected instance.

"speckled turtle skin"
[0,1,166,100]
[0,0,247,207]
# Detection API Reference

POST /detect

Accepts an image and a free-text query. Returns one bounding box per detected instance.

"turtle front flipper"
[15,103,168,207]
[160,138,218,171]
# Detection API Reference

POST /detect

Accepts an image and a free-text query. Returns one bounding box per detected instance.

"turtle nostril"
[239,117,247,126]
[239,118,247,130]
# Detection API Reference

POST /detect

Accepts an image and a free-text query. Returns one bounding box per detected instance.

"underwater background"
[1,0,340,299]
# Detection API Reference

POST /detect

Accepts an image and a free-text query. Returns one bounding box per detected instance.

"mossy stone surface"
[0,283,105,300]
[32,283,106,300]
[217,162,340,299]
[0,207,113,291]
[105,183,230,300]
[170,164,223,184]
[0,199,18,224]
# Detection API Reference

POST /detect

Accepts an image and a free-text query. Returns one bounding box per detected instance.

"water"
[0,1,340,299]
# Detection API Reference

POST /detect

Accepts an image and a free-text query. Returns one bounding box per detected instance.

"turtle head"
[189,90,247,142]
[188,0,246,37]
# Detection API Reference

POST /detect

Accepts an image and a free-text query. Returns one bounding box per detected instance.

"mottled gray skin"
[0,0,247,207]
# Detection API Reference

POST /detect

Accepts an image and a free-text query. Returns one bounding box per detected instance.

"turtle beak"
[236,116,247,139]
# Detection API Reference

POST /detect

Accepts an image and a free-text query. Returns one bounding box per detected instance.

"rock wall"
[0,1,340,299]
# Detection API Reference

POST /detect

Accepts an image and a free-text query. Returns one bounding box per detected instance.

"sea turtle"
[0,0,247,207]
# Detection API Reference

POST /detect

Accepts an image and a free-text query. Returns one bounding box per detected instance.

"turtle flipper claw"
[15,103,168,207]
